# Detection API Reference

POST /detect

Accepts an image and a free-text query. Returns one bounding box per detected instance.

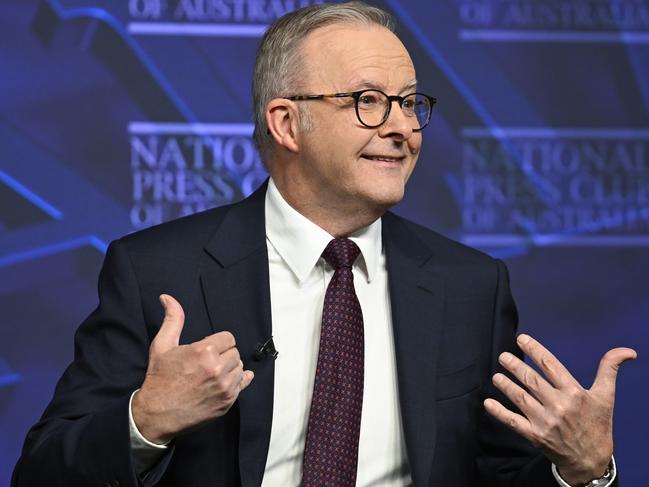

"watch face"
[586,467,612,487]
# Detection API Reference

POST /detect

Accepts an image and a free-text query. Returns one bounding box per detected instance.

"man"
[13,2,635,486]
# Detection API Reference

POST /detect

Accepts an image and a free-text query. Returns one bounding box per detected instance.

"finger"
[516,334,579,390]
[221,362,245,392]
[239,370,255,391]
[498,352,557,404]
[150,294,185,355]
[219,348,242,373]
[484,398,535,443]
[591,347,637,399]
[202,330,237,354]
[492,372,545,421]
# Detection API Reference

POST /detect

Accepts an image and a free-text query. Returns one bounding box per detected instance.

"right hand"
[132,294,254,444]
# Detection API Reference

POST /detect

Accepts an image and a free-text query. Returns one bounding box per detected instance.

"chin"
[364,185,406,210]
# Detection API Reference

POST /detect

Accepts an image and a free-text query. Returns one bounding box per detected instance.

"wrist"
[132,389,175,445]
[557,458,614,487]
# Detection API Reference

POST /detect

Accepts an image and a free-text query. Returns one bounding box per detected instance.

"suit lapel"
[200,182,274,487]
[383,212,446,487]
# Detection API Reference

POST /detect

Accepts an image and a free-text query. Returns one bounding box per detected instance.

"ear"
[265,98,301,153]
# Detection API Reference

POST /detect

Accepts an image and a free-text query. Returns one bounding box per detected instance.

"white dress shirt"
[260,178,410,486]
[128,178,614,487]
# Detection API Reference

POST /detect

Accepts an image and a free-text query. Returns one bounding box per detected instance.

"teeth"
[365,156,400,161]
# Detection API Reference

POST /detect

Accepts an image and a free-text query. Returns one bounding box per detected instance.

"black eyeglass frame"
[284,89,437,131]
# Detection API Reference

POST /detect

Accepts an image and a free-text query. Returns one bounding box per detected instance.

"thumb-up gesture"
[132,294,254,444]
[484,334,636,486]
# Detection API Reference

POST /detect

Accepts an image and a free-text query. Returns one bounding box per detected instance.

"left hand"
[484,334,636,486]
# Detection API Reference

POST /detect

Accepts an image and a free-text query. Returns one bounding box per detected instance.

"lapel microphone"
[253,336,278,361]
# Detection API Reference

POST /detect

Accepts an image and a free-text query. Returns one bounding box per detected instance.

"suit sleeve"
[11,239,173,487]
[475,259,619,487]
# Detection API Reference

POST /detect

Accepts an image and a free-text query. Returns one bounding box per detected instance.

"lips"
[361,154,405,162]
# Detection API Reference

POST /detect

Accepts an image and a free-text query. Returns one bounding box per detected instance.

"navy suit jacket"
[14,182,572,486]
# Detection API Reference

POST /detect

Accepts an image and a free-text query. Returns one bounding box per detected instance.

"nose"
[378,100,414,141]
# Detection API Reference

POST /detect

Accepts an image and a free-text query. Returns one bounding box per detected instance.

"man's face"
[287,24,422,217]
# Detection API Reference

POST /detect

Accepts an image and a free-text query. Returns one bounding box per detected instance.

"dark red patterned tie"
[302,238,364,487]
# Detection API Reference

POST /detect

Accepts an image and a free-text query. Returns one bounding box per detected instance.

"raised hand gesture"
[484,334,636,486]
[132,294,254,444]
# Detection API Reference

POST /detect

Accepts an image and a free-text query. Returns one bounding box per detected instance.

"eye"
[358,93,379,106]
[402,98,415,109]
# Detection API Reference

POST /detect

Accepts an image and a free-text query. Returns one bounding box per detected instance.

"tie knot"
[322,238,361,270]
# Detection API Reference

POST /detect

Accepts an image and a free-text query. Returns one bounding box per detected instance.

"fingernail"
[159,294,167,307]
[499,352,512,364]
[517,334,530,345]
[492,373,504,384]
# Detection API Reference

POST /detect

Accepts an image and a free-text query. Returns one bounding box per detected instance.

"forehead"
[299,23,416,90]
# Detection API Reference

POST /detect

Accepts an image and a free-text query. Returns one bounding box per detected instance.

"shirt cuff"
[129,389,170,449]
[128,389,169,450]
[551,456,616,487]
[129,389,172,476]
[128,389,169,476]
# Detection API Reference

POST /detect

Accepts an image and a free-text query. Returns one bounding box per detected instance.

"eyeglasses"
[284,89,436,131]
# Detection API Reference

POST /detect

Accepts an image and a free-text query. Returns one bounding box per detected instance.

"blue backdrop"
[1,0,648,484]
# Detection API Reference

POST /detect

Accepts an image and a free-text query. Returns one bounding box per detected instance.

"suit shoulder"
[115,203,234,254]
[386,212,497,266]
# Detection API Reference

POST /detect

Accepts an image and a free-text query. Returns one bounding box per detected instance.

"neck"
[270,176,385,238]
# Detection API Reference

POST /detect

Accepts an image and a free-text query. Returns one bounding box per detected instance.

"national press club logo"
[125,0,328,228]
[127,0,326,36]
[128,122,267,229]
[460,127,649,246]
[455,0,649,42]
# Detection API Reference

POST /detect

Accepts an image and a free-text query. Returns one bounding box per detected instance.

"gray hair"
[252,1,396,159]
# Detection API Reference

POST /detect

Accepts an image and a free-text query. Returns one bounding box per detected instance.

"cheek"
[408,134,423,156]
[323,132,374,166]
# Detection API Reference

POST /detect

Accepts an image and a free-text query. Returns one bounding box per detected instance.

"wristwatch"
[551,457,616,487]
[583,460,614,487]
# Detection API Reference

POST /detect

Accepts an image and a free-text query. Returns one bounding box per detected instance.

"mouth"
[360,154,406,164]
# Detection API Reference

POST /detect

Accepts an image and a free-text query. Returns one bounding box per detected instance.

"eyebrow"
[403,79,418,91]
[348,78,418,94]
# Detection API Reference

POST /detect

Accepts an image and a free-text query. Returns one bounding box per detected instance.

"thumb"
[591,347,637,398]
[150,294,185,355]
[239,370,255,392]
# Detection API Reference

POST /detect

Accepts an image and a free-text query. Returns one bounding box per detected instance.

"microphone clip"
[254,336,278,361]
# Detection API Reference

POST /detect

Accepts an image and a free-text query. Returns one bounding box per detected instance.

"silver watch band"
[551,457,616,487]
[584,459,614,487]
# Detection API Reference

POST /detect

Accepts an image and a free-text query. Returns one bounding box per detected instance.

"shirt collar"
[265,177,382,284]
